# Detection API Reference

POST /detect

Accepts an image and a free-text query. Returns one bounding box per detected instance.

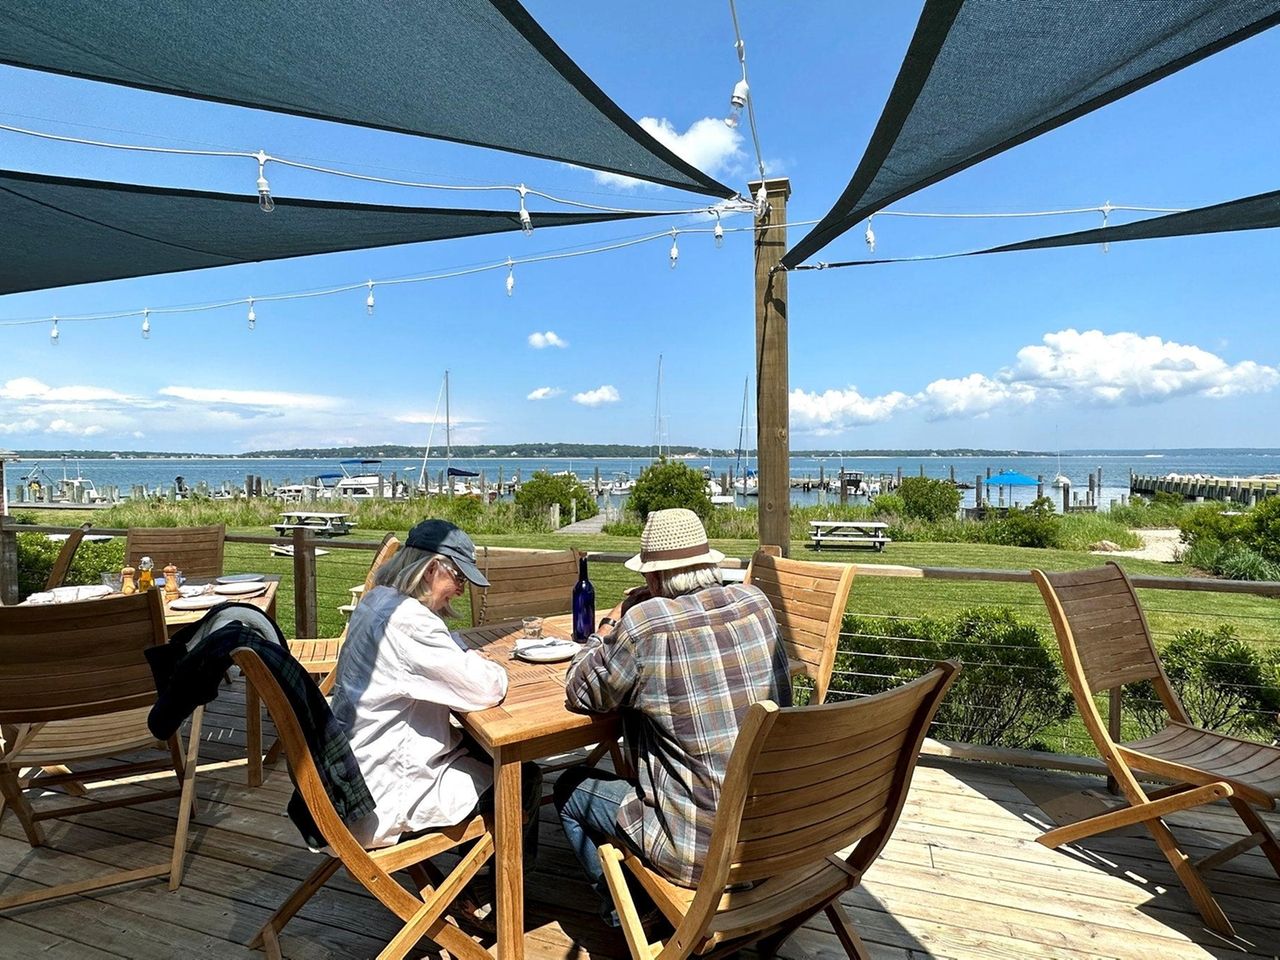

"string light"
[669,229,680,269]
[255,150,274,212]
[1100,200,1113,253]
[518,184,533,236]
[714,212,724,249]
[725,77,749,129]
[726,0,767,179]
[50,317,59,346]
[247,298,256,330]
[864,216,876,253]
[754,182,769,218]
[365,281,376,316]
[141,308,151,339]
[505,258,515,297]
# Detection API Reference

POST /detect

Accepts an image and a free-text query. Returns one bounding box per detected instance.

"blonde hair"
[373,545,461,615]
[650,562,722,599]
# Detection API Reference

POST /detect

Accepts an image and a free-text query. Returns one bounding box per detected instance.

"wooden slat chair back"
[743,549,856,704]
[469,546,579,627]
[1033,561,1280,937]
[0,591,203,909]
[600,661,959,960]
[233,648,493,960]
[43,521,92,590]
[126,523,226,579]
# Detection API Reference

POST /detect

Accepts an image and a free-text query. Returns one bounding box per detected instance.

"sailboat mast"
[445,369,452,495]
[653,354,664,461]
[735,377,748,484]
[419,374,446,493]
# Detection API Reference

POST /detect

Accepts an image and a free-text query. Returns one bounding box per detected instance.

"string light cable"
[726,0,767,182]
[0,120,752,218]
[0,202,1187,334]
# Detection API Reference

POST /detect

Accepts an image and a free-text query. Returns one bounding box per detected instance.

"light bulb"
[141,309,151,340]
[50,317,59,346]
[247,298,257,330]
[669,230,679,269]
[714,215,724,249]
[864,219,876,253]
[365,282,375,316]
[755,182,769,217]
[505,260,515,297]
[518,185,533,236]
[255,151,274,212]
[724,79,749,129]
[1100,200,1112,254]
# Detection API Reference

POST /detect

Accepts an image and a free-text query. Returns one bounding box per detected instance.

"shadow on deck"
[1,682,1277,959]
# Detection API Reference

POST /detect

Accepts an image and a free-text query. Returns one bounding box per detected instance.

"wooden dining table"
[455,613,619,960]
[163,577,279,787]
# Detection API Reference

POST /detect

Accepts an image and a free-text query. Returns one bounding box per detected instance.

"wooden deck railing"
[4,517,1277,779]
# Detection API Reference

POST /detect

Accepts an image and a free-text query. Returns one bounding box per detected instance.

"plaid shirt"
[565,583,791,886]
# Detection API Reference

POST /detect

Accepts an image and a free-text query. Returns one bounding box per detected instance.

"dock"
[1130,472,1279,505]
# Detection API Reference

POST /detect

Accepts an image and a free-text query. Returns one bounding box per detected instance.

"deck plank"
[2,679,1278,959]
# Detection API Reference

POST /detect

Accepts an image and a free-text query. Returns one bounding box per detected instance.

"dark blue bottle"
[572,556,595,641]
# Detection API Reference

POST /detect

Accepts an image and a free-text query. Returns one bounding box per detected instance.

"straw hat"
[625,508,724,573]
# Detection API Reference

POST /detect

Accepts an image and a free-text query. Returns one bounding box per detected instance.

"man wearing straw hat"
[554,508,790,925]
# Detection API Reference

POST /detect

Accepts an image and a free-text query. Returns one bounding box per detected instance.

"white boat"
[330,460,392,499]
[608,472,636,495]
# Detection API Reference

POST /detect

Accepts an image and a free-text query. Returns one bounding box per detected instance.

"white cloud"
[918,374,1038,421]
[790,387,915,434]
[1010,329,1278,405]
[0,377,131,402]
[159,386,340,410]
[527,330,569,349]
[572,385,620,407]
[46,418,104,436]
[593,117,744,188]
[526,386,563,401]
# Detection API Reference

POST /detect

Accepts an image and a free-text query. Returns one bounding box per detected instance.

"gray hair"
[650,562,723,599]
[373,545,458,604]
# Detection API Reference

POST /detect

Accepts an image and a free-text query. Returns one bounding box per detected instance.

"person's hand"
[618,585,653,617]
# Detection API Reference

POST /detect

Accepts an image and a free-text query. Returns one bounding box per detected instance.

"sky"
[1,1,1278,454]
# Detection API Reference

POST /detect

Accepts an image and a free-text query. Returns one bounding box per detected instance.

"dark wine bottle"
[572,555,596,641]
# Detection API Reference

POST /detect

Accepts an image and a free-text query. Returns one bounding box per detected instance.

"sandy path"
[1091,527,1182,563]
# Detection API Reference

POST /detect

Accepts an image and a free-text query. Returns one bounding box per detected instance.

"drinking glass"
[521,616,543,640]
[100,571,124,593]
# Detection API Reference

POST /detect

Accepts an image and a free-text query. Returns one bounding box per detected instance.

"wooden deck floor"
[2,683,1278,960]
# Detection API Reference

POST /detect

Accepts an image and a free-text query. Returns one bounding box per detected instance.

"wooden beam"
[750,177,792,556]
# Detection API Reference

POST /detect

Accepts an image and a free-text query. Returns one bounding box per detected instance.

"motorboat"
[330,460,392,499]
[608,472,636,495]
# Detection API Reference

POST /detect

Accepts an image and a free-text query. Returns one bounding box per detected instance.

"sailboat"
[1051,434,1069,488]
[417,370,484,496]
[732,378,758,497]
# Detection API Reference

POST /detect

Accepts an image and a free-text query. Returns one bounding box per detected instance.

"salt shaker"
[120,566,137,594]
[163,563,180,601]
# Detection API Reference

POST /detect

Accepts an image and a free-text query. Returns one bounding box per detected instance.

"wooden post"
[1062,482,1070,514]
[292,526,317,640]
[594,466,601,496]
[975,476,984,510]
[0,517,18,605]
[919,464,925,478]
[1037,476,1044,500]
[497,466,504,498]
[949,464,956,483]
[750,176,792,555]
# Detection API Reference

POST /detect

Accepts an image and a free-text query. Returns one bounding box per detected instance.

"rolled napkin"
[22,591,55,605]
[49,584,112,603]
[179,584,209,598]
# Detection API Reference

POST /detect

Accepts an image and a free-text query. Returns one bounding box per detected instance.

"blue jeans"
[553,767,636,911]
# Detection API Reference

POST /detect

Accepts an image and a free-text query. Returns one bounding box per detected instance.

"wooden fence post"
[292,526,317,640]
[0,518,18,605]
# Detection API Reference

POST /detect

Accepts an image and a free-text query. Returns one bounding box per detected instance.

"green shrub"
[1248,496,1280,563]
[1213,544,1280,582]
[16,532,124,600]
[1130,626,1280,738]
[872,493,905,517]
[987,497,1062,549]
[1179,504,1250,551]
[627,461,712,521]
[514,471,598,526]
[1180,499,1280,581]
[897,476,961,522]
[830,607,1072,749]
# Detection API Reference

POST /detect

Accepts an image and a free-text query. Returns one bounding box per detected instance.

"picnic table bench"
[271,510,354,537]
[809,519,892,552]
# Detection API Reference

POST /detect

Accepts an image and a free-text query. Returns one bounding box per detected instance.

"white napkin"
[22,591,55,605]
[179,584,208,598]
[50,584,112,603]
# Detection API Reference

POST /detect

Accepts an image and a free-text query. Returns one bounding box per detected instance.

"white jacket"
[330,586,508,847]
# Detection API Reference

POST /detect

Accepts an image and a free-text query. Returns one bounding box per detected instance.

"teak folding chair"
[744,548,856,704]
[0,590,203,909]
[126,523,226,579]
[43,521,93,590]
[233,648,493,960]
[288,532,401,692]
[600,661,959,960]
[1033,562,1280,936]
[469,546,580,627]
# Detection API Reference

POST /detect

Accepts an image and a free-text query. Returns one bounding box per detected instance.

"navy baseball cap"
[405,519,489,587]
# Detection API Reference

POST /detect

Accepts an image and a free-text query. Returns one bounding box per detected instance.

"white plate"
[170,594,224,611]
[514,638,581,663]
[217,573,265,584]
[214,581,268,596]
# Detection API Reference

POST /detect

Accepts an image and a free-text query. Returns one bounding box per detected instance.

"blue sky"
[1,1,1277,454]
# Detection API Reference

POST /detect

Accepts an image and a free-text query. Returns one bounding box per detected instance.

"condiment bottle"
[121,566,137,594]
[163,564,180,601]
[137,556,155,591]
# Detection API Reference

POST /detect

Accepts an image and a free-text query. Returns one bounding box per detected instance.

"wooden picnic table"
[809,518,892,551]
[455,614,618,960]
[272,510,354,537]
